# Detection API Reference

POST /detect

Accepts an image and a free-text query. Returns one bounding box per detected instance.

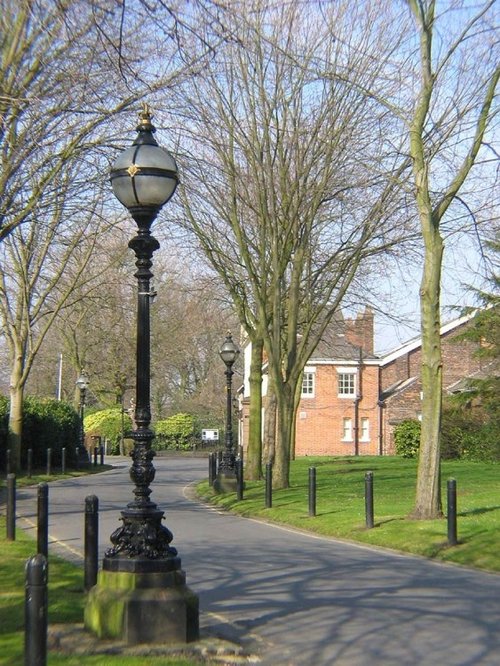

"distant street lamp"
[85,105,198,645]
[75,370,90,467]
[214,332,240,492]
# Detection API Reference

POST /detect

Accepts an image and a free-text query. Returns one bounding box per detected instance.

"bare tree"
[0,0,216,469]
[173,0,412,487]
[406,0,499,519]
[0,180,113,469]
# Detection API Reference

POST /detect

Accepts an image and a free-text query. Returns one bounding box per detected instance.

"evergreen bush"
[154,413,198,450]
[394,419,421,458]
[84,408,132,455]
[441,405,500,462]
[0,396,80,470]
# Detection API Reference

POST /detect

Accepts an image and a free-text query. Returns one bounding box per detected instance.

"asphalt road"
[13,456,500,665]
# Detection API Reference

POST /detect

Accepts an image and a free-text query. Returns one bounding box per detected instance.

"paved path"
[13,456,500,665]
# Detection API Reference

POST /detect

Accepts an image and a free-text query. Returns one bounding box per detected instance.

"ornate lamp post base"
[214,471,238,493]
[85,436,199,644]
[76,444,90,468]
[214,452,238,493]
[85,568,199,644]
[84,446,200,644]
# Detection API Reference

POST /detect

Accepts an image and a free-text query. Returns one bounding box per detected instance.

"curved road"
[13,456,500,665]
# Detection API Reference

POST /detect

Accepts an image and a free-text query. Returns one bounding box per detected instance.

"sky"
[374,232,496,354]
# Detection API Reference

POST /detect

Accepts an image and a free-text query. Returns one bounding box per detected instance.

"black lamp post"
[85,105,198,645]
[214,332,240,493]
[76,370,90,466]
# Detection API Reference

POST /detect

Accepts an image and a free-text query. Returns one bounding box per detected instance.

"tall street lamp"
[85,105,198,645]
[214,332,240,493]
[75,370,90,467]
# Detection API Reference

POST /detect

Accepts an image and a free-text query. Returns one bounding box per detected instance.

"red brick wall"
[295,364,380,456]
[240,317,484,459]
[381,323,483,392]
[382,379,421,454]
[380,322,484,453]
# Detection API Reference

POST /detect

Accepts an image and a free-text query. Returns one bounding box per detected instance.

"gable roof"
[380,376,418,401]
[380,311,477,366]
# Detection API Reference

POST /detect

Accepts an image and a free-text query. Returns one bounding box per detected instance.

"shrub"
[154,413,198,450]
[0,396,80,470]
[441,404,500,462]
[394,419,421,458]
[84,408,132,455]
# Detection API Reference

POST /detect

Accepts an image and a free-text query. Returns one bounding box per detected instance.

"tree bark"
[262,374,277,466]
[412,221,444,518]
[273,383,295,489]
[245,337,263,480]
[8,363,24,472]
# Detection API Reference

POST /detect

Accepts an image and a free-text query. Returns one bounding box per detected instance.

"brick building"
[240,309,487,456]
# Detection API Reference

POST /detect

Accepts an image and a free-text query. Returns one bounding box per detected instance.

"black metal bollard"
[99,445,104,465]
[309,467,317,517]
[84,495,99,591]
[46,448,51,476]
[211,452,217,486]
[27,449,33,479]
[236,458,244,501]
[24,553,48,666]
[6,473,16,541]
[93,446,98,467]
[61,447,66,474]
[365,471,374,529]
[6,448,11,475]
[447,478,458,546]
[265,462,272,508]
[208,452,215,486]
[37,483,49,558]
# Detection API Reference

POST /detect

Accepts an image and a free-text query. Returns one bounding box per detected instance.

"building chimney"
[345,307,374,355]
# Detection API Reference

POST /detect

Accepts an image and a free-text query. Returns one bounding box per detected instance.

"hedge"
[84,408,132,455]
[0,396,80,470]
[154,413,199,451]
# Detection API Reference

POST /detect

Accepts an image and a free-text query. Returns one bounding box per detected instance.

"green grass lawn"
[0,465,115,490]
[198,456,500,572]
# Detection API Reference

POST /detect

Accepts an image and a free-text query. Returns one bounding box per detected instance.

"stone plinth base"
[214,471,237,493]
[84,568,199,645]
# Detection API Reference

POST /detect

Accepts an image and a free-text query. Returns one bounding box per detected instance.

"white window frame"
[337,371,356,397]
[360,417,370,442]
[342,417,353,442]
[301,367,316,398]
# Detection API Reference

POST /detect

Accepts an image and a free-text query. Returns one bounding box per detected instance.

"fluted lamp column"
[214,332,240,493]
[85,105,199,645]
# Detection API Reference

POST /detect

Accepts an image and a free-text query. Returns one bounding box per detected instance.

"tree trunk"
[262,374,277,465]
[412,222,444,519]
[245,337,263,480]
[8,363,24,472]
[273,384,294,489]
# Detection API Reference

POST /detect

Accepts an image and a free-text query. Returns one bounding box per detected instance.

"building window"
[360,417,370,441]
[301,369,315,398]
[338,372,356,397]
[342,417,353,441]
